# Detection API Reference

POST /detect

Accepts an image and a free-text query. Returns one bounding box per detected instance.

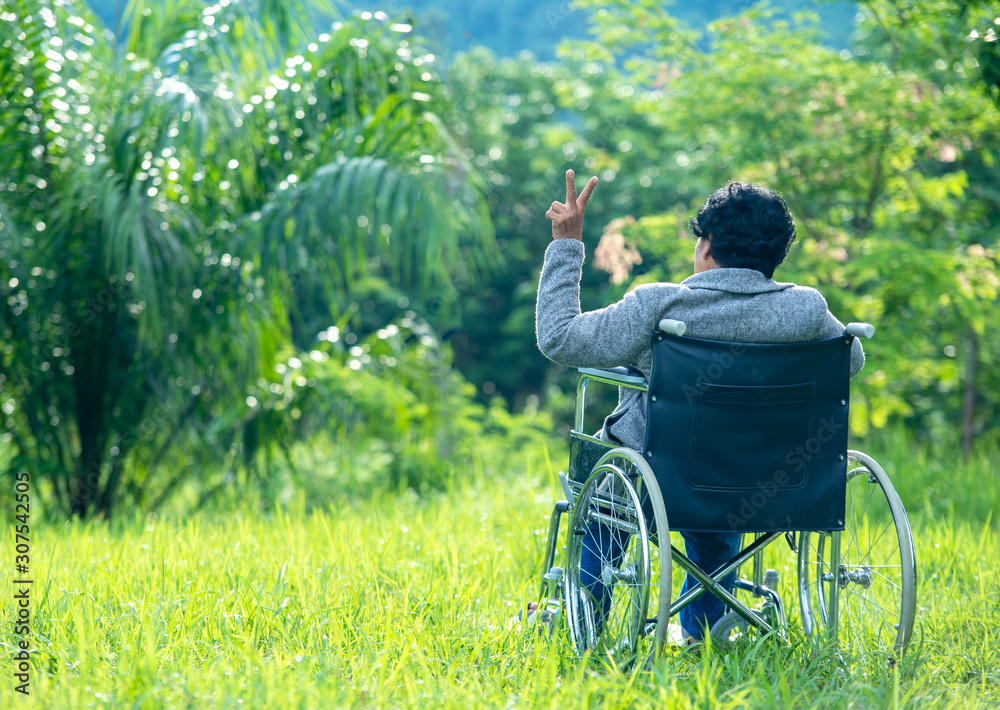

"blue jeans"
[579,522,742,641]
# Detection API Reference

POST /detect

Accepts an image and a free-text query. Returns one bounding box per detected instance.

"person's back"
[536,179,863,450]
[534,175,863,644]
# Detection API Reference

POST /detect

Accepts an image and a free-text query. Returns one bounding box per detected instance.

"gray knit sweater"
[535,239,865,449]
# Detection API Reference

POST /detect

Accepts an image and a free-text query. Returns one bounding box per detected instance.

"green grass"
[2,444,999,708]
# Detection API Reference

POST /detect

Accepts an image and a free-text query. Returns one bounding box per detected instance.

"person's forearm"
[536,240,585,363]
[535,240,650,369]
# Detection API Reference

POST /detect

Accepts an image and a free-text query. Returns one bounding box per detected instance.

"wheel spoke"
[800,453,914,667]
[868,568,903,591]
[564,451,667,667]
[863,516,894,567]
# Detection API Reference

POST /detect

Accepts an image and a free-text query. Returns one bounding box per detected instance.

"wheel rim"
[798,451,916,665]
[565,449,671,667]
[567,463,649,662]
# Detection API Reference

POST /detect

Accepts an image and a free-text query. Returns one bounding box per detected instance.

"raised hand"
[545,169,598,241]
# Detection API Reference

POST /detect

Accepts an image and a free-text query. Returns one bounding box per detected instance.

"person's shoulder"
[632,279,684,291]
[781,282,829,309]
[629,279,685,301]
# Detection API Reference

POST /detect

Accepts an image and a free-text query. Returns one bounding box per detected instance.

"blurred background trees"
[446,0,999,453]
[0,0,499,516]
[82,0,859,60]
[0,0,997,517]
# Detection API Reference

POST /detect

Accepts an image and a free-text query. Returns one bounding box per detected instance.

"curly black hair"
[688,182,796,279]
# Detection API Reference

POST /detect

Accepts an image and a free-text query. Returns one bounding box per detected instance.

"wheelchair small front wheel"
[564,448,671,668]
[710,610,766,649]
[798,450,916,665]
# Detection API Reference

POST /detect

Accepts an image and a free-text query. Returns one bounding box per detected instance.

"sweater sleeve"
[535,239,658,369]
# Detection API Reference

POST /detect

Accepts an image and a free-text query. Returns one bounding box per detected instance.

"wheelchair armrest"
[845,322,875,339]
[578,366,648,387]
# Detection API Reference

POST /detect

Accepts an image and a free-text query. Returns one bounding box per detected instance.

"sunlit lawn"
[2,446,999,709]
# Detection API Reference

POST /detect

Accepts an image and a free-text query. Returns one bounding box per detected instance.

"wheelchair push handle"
[658,318,687,337]
[845,322,875,339]
[658,318,874,340]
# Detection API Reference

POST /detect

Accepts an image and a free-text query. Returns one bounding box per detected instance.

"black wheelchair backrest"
[643,332,854,533]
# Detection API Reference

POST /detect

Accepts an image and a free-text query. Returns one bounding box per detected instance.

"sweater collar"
[680,268,795,294]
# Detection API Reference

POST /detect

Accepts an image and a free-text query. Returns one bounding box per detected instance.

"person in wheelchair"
[536,173,865,647]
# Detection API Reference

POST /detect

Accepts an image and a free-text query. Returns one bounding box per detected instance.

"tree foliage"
[0,0,493,516]
[82,0,859,61]
[446,0,1000,448]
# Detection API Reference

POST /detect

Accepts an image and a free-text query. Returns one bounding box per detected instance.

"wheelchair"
[535,319,916,669]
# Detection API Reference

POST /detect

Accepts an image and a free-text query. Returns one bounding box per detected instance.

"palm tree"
[0,0,493,517]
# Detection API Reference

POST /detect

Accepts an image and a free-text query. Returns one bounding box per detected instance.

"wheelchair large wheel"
[798,450,916,664]
[565,448,671,668]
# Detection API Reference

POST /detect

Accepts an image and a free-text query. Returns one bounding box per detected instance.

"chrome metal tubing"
[585,509,640,536]
[589,494,641,522]
[540,502,568,598]
[672,548,775,636]
[668,532,782,615]
[828,530,840,645]
[752,533,764,587]
[797,531,814,637]
[575,376,588,433]
[734,579,788,641]
[578,372,649,392]
[583,462,643,520]
[574,372,648,437]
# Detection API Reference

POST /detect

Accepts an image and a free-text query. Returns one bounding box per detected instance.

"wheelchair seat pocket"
[685,382,813,491]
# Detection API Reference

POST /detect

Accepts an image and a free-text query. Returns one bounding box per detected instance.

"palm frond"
[249,144,492,298]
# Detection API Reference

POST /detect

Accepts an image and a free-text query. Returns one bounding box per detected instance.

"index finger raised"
[565,169,577,204]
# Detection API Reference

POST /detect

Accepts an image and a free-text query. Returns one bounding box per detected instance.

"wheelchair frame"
[536,321,916,667]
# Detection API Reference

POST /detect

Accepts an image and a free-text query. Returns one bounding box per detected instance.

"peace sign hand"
[545,169,599,241]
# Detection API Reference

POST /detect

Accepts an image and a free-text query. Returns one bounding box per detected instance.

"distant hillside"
[84,0,856,61]
[353,0,856,59]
